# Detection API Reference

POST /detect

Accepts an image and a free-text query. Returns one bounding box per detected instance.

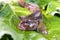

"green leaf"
[44,16,60,40]
[46,1,60,14]
[36,0,53,9]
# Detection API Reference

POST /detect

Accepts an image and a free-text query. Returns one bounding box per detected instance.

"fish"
[18,11,48,35]
[18,0,48,35]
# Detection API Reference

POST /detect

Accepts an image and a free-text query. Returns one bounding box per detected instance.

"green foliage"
[0,0,60,40]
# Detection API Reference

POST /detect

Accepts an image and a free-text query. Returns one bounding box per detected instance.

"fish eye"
[25,20,28,23]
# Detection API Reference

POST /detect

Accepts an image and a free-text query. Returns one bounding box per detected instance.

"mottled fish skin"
[18,0,48,35]
[18,12,48,35]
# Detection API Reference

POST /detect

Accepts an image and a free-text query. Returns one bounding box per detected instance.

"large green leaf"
[43,15,60,40]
